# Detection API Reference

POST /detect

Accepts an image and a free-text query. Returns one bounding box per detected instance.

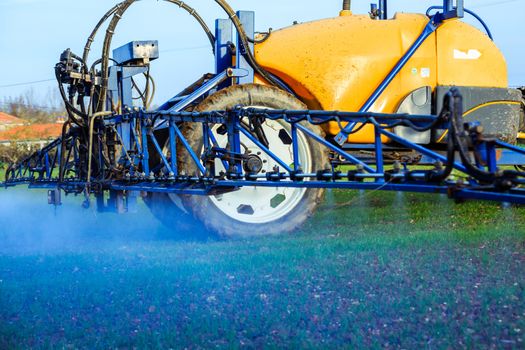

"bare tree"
[1,88,66,124]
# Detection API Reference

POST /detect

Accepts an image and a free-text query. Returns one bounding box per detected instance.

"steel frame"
[6,91,525,205]
[3,5,525,209]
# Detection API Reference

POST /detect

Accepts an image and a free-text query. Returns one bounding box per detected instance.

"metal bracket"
[235,11,255,85]
[439,0,464,21]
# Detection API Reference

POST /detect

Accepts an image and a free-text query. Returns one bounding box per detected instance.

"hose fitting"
[340,0,352,16]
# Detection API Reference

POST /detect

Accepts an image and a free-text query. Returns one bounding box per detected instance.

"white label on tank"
[421,68,430,78]
[453,49,482,60]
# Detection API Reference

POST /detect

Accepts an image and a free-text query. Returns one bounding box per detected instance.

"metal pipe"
[334,17,440,145]
[379,0,387,19]
[444,0,454,12]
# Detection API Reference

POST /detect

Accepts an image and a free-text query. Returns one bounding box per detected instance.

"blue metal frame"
[334,14,443,145]
[7,100,525,206]
[426,5,492,40]
[334,1,472,145]
[3,4,525,210]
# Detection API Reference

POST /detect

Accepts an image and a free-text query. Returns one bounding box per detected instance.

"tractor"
[4,0,525,238]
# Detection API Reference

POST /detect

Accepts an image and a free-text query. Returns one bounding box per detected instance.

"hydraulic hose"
[98,0,137,112]
[164,0,216,53]
[426,6,493,40]
[95,0,289,112]
[82,0,215,72]
[82,1,125,73]
[96,0,217,112]
[87,111,113,186]
[426,92,455,182]
[55,64,87,126]
[58,121,71,182]
[447,89,502,184]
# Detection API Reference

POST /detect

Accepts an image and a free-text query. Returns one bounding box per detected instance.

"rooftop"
[0,123,62,142]
[0,112,26,125]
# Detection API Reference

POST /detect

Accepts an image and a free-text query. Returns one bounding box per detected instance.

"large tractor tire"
[177,84,329,238]
[143,191,208,238]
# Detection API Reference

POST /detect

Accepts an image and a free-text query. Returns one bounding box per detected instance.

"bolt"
[393,161,401,172]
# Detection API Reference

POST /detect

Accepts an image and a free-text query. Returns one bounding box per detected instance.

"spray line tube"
[87,111,114,188]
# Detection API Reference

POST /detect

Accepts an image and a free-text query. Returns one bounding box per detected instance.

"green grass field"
[0,188,524,349]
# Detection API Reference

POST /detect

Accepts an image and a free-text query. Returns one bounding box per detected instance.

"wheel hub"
[243,152,264,174]
[207,117,312,224]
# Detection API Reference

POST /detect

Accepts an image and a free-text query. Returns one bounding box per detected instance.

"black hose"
[425,92,455,182]
[97,0,217,112]
[58,121,71,182]
[98,0,136,112]
[82,1,124,73]
[55,64,87,126]
[343,0,351,11]
[164,0,216,53]
[247,29,272,44]
[448,89,497,183]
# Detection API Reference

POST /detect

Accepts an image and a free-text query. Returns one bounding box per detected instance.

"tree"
[1,88,66,124]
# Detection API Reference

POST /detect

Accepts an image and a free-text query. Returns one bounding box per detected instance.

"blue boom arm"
[3,4,525,211]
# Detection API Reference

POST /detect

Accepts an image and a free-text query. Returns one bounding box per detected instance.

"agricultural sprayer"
[3,0,525,237]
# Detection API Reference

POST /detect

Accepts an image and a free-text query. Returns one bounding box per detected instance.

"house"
[0,123,63,148]
[0,112,27,131]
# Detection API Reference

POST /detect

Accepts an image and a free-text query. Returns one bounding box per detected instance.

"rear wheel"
[178,84,328,238]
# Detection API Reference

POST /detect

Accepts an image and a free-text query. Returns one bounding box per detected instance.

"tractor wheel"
[178,84,329,238]
[143,191,209,239]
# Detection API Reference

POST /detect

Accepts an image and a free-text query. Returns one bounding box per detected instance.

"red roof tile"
[0,112,25,125]
[0,124,62,141]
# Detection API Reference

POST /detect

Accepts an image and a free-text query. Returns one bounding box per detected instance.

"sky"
[0,0,523,108]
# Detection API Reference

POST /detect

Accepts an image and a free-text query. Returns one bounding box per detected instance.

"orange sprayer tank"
[254,12,508,143]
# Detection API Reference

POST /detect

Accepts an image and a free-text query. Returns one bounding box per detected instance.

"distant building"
[0,112,27,131]
[0,123,63,148]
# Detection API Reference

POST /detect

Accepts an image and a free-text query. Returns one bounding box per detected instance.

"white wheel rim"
[207,115,312,224]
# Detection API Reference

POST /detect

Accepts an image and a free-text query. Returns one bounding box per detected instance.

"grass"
[0,188,524,349]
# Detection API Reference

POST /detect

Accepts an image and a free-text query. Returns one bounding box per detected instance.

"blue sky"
[0,0,523,107]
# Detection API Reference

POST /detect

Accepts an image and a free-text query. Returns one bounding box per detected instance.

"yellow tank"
[254,12,508,143]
